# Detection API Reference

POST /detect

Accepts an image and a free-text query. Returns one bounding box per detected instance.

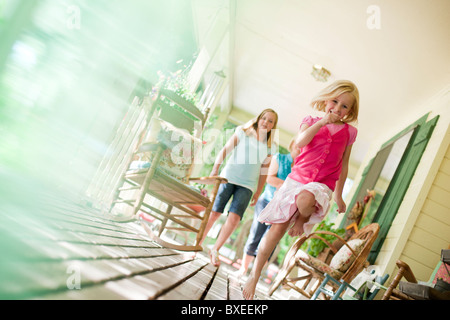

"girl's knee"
[209,211,222,223]
[296,191,316,216]
[296,190,315,204]
[228,212,242,224]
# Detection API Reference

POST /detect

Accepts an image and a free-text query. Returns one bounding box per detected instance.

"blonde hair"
[243,108,278,148]
[311,80,359,123]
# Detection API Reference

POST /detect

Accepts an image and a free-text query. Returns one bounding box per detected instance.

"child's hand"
[334,195,347,214]
[323,110,341,124]
[250,194,258,206]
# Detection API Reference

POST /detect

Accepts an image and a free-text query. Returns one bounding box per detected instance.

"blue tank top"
[260,153,293,202]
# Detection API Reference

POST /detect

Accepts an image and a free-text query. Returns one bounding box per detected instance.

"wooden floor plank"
[227,274,245,300]
[157,259,215,300]
[204,270,228,300]
[1,188,286,300]
[104,259,208,300]
[6,254,191,299]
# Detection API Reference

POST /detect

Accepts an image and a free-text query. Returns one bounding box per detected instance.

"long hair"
[310,80,360,123]
[243,108,278,148]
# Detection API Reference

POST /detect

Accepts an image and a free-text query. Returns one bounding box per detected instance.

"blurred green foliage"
[300,220,345,258]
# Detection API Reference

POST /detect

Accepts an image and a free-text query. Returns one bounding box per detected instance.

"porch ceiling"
[228,0,450,166]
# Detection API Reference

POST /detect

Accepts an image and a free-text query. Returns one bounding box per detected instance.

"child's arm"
[334,144,352,213]
[266,157,283,189]
[294,122,318,149]
[250,156,271,206]
[295,112,340,148]
[210,133,239,176]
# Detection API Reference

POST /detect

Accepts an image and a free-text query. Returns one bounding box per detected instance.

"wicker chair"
[269,223,380,299]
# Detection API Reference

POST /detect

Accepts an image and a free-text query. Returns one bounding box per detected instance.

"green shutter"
[368,115,439,263]
[340,114,429,230]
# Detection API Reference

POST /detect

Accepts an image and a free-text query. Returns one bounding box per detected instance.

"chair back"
[342,223,380,282]
[141,88,210,182]
[157,88,209,135]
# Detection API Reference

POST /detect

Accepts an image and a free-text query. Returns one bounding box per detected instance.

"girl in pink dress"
[243,80,360,300]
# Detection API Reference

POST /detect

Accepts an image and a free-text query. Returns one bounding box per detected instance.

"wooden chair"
[108,87,227,251]
[268,223,380,298]
[381,260,417,300]
[382,256,450,300]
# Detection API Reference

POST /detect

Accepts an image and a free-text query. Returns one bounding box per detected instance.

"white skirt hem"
[257,177,332,235]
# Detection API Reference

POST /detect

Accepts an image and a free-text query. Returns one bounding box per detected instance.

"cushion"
[329,239,366,272]
[137,119,202,182]
[298,253,343,279]
[432,262,450,286]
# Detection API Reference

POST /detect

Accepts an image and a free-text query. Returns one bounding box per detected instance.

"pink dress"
[258,116,357,235]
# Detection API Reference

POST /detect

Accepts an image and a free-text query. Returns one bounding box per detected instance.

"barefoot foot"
[242,274,258,300]
[231,268,246,281]
[209,249,220,266]
[288,214,306,237]
[288,222,304,237]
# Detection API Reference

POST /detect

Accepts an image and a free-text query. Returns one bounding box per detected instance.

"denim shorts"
[212,182,253,219]
[244,197,271,256]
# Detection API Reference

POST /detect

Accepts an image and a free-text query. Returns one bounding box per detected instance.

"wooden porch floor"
[0,189,286,301]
